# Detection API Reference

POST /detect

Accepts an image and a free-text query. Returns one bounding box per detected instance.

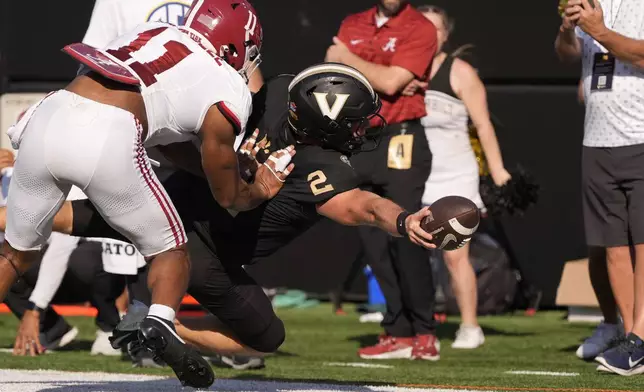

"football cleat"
[109,300,149,350]
[139,316,215,388]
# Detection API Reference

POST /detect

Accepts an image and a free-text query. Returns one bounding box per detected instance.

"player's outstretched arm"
[0,202,74,235]
[316,189,436,249]
[199,105,294,211]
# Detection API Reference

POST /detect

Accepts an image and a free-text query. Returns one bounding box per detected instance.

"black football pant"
[126,231,285,354]
[350,120,436,337]
[4,240,125,339]
[76,171,286,354]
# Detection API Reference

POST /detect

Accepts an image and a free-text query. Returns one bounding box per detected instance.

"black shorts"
[582,144,644,247]
[72,171,285,353]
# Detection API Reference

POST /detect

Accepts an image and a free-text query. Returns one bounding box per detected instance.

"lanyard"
[605,0,623,29]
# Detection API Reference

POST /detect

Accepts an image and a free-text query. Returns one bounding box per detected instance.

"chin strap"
[239,53,262,84]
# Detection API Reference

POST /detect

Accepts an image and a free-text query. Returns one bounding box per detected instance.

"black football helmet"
[287,63,385,154]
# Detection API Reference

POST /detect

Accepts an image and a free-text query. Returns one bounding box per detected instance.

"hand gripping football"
[421,196,480,251]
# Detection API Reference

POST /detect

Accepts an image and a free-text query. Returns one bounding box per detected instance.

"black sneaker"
[596,333,644,376]
[139,316,215,388]
[41,325,79,351]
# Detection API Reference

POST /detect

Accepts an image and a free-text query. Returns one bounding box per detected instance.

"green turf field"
[0,306,640,391]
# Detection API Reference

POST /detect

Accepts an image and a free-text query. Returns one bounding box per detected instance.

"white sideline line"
[0,369,503,392]
[505,370,579,377]
[324,362,395,369]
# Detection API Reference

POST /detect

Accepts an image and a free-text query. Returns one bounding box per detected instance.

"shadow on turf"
[22,377,386,391]
[9,380,179,392]
[560,344,581,354]
[230,374,391,387]
[2,343,297,360]
[52,340,94,352]
[274,349,298,357]
[0,339,95,353]
[348,321,533,347]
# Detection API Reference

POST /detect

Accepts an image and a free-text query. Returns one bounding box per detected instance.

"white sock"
[147,304,176,323]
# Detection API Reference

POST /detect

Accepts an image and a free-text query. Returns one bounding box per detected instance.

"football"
[421,196,481,251]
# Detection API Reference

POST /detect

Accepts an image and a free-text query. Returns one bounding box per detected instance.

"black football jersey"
[179,75,360,264]
[251,75,359,204]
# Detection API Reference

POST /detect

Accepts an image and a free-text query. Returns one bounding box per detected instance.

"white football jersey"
[83,0,192,48]
[99,22,252,148]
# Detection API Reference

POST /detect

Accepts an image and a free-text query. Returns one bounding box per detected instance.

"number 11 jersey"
[82,22,252,148]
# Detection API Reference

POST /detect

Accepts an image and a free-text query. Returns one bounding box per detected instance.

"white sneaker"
[42,326,79,351]
[91,330,122,356]
[359,312,384,323]
[451,325,485,349]
[576,322,623,360]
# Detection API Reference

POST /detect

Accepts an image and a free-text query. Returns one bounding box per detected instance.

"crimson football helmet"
[182,0,263,81]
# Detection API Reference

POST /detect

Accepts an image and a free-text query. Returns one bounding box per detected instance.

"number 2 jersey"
[227,74,361,260]
[77,22,252,148]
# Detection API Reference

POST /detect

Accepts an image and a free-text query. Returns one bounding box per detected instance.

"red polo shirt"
[337,4,437,125]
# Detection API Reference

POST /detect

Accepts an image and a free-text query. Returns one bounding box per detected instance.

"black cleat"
[139,316,215,388]
[109,301,149,350]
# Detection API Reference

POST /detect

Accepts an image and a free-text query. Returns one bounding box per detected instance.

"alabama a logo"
[382,37,397,52]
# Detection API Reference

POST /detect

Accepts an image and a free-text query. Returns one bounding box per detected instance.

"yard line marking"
[399,384,640,392]
[504,371,579,377]
[323,362,394,369]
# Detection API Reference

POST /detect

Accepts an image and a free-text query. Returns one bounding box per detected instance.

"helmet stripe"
[288,63,375,99]
[183,0,205,26]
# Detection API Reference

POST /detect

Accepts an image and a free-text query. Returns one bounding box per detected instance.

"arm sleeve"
[390,21,437,78]
[280,152,360,204]
[82,0,120,48]
[28,233,80,309]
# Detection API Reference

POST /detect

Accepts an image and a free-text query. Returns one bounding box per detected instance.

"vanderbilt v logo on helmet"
[287,63,385,154]
[313,93,350,120]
